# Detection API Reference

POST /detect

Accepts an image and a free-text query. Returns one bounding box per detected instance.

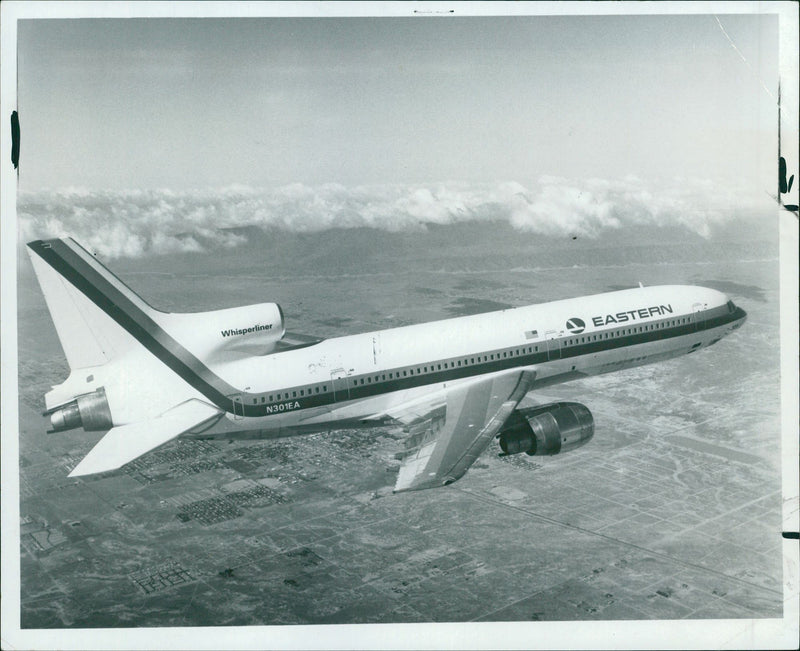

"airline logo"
[565,318,586,334]
[592,304,673,327]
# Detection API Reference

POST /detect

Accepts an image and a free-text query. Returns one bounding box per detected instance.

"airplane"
[26,237,747,492]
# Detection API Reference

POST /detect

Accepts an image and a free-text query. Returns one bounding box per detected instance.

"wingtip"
[67,466,83,478]
[27,238,69,250]
[67,462,100,478]
[68,456,120,478]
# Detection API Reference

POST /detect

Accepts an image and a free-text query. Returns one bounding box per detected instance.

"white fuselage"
[180,284,745,440]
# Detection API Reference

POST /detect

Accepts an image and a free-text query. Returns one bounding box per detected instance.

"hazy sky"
[18,13,777,192]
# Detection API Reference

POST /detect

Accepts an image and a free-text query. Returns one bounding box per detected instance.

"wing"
[68,399,222,477]
[390,370,535,493]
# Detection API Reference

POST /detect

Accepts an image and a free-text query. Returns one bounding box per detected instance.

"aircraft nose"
[725,298,747,329]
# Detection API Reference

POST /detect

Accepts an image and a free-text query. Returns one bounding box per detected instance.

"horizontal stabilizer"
[68,400,222,477]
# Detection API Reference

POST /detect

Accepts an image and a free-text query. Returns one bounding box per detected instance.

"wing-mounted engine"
[159,302,286,362]
[497,402,594,456]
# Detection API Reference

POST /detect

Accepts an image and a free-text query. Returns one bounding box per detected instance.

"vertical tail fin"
[26,238,158,370]
[27,237,270,420]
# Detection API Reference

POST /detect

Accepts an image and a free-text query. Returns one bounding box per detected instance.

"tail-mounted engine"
[160,302,286,362]
[47,387,113,433]
[497,402,594,456]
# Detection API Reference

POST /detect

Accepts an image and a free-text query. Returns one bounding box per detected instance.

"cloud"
[17,178,772,258]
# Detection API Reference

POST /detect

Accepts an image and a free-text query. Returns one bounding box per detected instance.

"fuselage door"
[545,330,562,361]
[331,368,351,403]
[372,334,381,366]
[692,302,706,331]
[229,394,245,420]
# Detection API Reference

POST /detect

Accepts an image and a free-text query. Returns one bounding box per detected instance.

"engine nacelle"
[160,302,286,361]
[48,387,114,433]
[497,402,594,456]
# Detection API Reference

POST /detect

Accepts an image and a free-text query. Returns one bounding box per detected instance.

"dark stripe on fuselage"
[29,239,746,418]
[314,304,745,407]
